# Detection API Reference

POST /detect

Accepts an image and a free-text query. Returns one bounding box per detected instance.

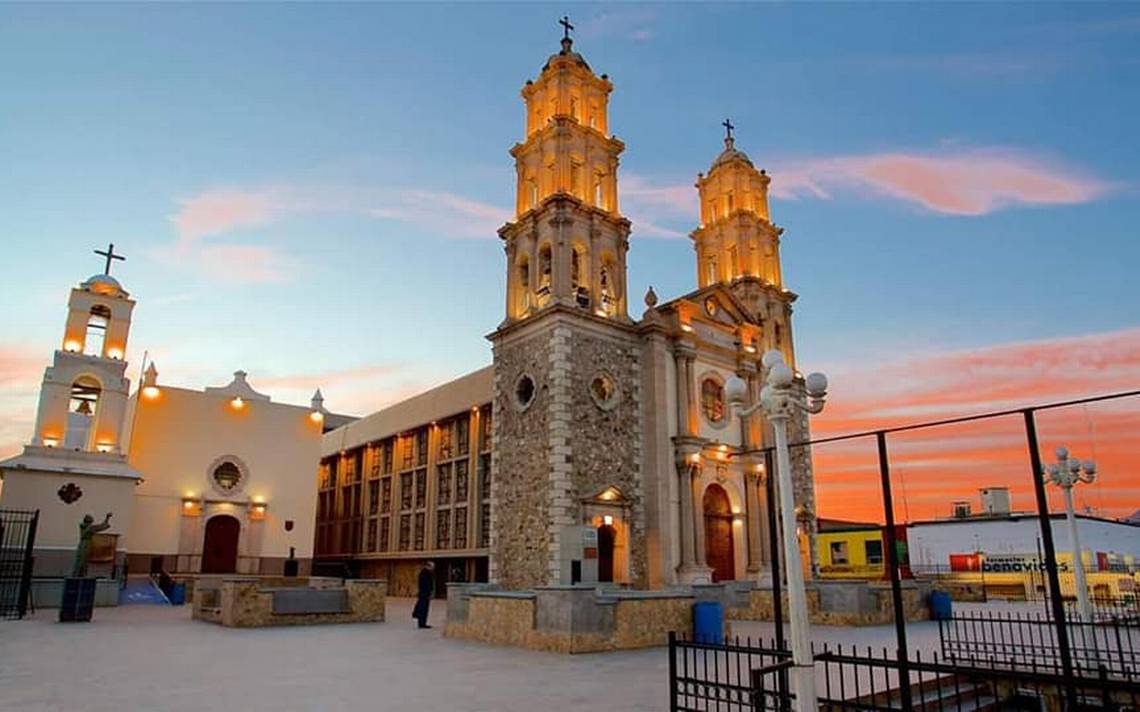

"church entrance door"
[703,484,735,582]
[202,515,240,574]
[597,524,616,582]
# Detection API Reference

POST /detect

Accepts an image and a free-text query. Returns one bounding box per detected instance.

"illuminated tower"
[490,21,646,590]
[691,123,797,366]
[33,244,136,454]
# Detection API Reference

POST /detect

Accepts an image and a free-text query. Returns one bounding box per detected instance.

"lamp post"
[1042,446,1097,620]
[727,350,827,712]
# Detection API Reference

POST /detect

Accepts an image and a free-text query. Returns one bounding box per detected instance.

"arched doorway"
[703,484,735,582]
[597,524,616,583]
[202,515,240,574]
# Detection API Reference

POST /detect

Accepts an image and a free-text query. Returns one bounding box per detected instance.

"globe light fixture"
[1042,445,1097,621]
[725,349,827,712]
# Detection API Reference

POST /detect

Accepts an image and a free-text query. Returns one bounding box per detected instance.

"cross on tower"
[722,118,735,141]
[94,243,126,275]
[560,16,574,41]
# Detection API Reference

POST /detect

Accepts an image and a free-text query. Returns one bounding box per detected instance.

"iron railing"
[669,632,791,711]
[0,508,39,620]
[939,610,1140,682]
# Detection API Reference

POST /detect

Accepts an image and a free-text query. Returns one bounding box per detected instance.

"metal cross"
[94,242,126,274]
[722,118,735,141]
[560,16,574,40]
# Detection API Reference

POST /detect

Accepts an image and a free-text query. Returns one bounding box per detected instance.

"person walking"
[413,561,435,629]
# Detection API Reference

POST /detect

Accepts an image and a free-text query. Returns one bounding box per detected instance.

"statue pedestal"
[59,577,97,622]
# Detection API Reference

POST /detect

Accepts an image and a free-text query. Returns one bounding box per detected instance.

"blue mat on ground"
[119,578,170,605]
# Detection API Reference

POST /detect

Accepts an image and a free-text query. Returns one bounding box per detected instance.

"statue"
[71,513,112,578]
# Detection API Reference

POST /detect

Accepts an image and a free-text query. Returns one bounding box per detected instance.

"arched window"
[570,162,583,199]
[85,305,111,357]
[599,262,615,315]
[538,245,552,293]
[594,175,605,209]
[706,257,719,285]
[517,257,530,312]
[64,376,101,450]
[571,248,590,308]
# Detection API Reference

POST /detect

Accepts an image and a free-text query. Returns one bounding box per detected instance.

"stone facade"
[192,576,386,628]
[724,581,932,626]
[444,584,707,653]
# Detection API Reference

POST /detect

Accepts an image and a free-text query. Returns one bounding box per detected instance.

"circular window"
[514,374,536,411]
[207,456,248,495]
[589,372,621,410]
[701,377,726,424]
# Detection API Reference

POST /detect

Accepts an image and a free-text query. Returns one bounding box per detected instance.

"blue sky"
[2,3,1139,485]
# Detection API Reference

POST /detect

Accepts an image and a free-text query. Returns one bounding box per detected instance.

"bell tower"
[501,18,631,324]
[490,22,646,591]
[691,124,797,367]
[32,244,136,454]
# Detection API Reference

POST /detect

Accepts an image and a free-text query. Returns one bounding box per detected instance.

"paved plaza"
[0,598,1022,712]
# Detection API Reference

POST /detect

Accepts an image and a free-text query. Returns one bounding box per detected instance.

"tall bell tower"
[691,124,798,368]
[490,21,646,590]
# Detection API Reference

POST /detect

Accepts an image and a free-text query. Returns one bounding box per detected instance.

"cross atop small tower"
[722,118,735,144]
[94,243,126,275]
[559,15,574,41]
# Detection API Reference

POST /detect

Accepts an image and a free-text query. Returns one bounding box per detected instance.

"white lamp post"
[1042,446,1096,621]
[727,350,827,712]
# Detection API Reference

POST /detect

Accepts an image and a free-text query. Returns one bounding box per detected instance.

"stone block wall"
[192,576,386,628]
[724,581,932,626]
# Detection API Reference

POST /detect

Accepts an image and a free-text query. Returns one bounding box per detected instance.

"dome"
[82,273,127,297]
[542,37,591,72]
[711,137,753,170]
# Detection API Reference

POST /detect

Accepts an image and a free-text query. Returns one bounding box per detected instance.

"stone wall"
[191,576,386,628]
[724,581,932,626]
[444,584,702,653]
[490,327,554,589]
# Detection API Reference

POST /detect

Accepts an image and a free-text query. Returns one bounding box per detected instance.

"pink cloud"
[171,188,285,241]
[0,345,49,459]
[773,149,1110,215]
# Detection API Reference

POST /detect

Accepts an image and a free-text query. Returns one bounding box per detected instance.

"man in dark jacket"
[412,561,435,629]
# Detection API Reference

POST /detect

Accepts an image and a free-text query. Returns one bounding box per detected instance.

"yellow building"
[816,519,886,581]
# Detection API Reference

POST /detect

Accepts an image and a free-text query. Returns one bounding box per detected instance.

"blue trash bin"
[929,590,952,620]
[169,583,186,606]
[692,601,724,644]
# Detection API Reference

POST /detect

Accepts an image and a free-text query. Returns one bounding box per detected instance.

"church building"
[315,29,819,593]
[0,250,352,590]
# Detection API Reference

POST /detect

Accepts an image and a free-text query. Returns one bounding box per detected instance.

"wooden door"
[703,485,735,582]
[597,524,616,583]
[202,515,240,574]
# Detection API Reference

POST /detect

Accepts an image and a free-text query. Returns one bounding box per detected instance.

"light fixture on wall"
[142,385,161,399]
[230,396,244,410]
[181,495,201,516]
[42,436,60,448]
[249,500,268,520]
[602,514,614,526]
[64,340,81,353]
[107,348,123,360]
[309,410,324,423]
[96,442,114,453]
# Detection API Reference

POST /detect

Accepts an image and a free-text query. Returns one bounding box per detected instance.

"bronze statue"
[71,513,112,578]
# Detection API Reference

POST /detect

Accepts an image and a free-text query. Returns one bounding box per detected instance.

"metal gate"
[0,509,39,620]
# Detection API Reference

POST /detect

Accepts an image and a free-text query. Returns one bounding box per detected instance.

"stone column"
[693,473,707,568]
[675,457,697,570]
[673,345,694,436]
[745,471,762,574]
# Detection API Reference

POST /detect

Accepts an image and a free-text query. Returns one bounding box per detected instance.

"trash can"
[692,601,724,644]
[929,590,952,620]
[169,583,186,606]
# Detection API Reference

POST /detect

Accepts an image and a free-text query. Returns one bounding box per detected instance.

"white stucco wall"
[123,385,322,562]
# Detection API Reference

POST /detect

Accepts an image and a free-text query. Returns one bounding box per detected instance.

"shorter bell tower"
[32,244,136,455]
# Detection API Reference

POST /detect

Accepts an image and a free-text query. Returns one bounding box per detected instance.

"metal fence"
[669,632,791,711]
[668,634,1140,712]
[0,508,39,620]
[939,610,1140,682]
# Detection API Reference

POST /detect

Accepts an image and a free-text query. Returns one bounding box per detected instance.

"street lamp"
[726,350,827,712]
[1042,446,1096,620]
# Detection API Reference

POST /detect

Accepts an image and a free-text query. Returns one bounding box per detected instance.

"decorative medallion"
[57,482,83,504]
[588,372,621,411]
[704,296,719,317]
[284,520,295,532]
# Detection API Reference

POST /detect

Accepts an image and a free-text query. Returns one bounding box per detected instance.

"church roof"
[82,273,128,298]
[0,446,142,480]
[710,137,754,170]
[542,37,591,72]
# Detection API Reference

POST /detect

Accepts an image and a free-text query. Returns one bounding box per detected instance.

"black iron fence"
[669,634,1140,712]
[0,508,39,620]
[669,632,791,711]
[939,610,1140,683]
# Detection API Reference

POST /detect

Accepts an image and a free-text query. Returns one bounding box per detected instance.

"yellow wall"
[124,385,322,564]
[817,529,885,580]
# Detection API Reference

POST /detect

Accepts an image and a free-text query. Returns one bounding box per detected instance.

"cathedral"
[315,30,818,594]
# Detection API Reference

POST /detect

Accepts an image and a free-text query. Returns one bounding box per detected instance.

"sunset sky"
[2,4,1137,521]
